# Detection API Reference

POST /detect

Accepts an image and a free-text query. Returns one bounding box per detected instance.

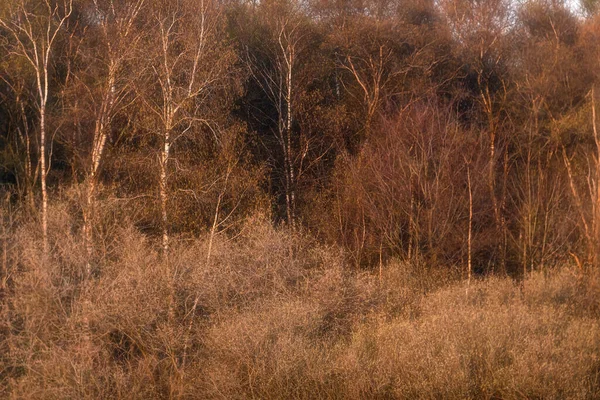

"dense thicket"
[3,0,600,397]
[4,0,600,276]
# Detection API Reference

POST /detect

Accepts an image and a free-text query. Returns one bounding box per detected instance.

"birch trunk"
[0,0,73,257]
[83,67,116,274]
[40,102,48,255]
[592,87,600,268]
[159,125,171,258]
[278,24,296,228]
[467,163,473,286]
[285,47,295,228]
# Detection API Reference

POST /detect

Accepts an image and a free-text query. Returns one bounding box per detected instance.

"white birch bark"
[279,23,297,227]
[0,0,73,256]
[81,0,145,273]
[144,0,214,260]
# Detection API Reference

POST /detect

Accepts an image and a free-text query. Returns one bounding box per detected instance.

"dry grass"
[1,202,600,399]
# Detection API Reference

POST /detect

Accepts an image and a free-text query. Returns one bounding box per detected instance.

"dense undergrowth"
[1,202,600,399]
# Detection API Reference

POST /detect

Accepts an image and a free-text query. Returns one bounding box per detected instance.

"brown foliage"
[330,101,488,268]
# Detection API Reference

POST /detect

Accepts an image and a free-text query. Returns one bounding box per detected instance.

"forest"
[1,0,600,398]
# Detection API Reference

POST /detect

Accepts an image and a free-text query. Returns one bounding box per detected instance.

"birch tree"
[73,0,145,273]
[439,0,514,271]
[0,0,73,254]
[143,0,235,258]
[244,6,311,228]
[275,18,300,228]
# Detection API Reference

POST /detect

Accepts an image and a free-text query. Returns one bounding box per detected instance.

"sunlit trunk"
[160,125,171,258]
[40,101,48,255]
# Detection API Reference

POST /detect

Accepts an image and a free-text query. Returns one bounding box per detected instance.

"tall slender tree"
[141,0,236,259]
[0,0,73,254]
[242,3,315,227]
[70,0,146,274]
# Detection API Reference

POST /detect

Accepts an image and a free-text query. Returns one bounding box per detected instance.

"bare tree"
[440,0,514,271]
[74,0,145,274]
[340,44,396,136]
[245,14,308,228]
[562,88,600,269]
[0,0,73,254]
[466,157,473,286]
[142,0,235,259]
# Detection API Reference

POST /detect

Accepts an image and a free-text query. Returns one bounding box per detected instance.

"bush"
[2,202,600,398]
